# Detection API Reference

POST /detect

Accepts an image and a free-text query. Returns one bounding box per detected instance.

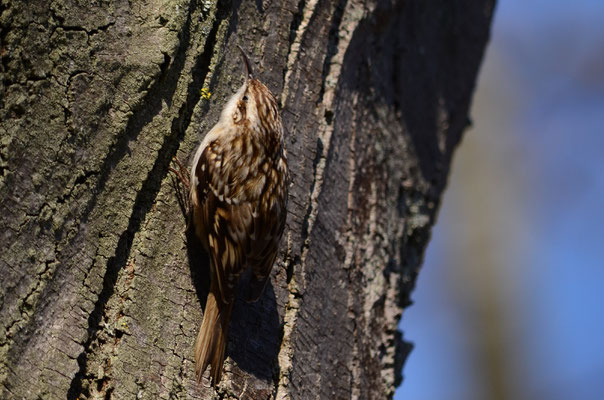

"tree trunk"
[0,0,494,398]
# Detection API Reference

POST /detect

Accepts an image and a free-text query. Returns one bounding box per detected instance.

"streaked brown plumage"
[189,46,287,386]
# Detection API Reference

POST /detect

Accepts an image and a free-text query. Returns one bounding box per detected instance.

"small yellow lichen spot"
[200,87,211,100]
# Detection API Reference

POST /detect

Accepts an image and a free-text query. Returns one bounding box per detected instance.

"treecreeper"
[173,46,288,387]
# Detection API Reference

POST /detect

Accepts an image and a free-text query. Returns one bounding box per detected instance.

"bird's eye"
[242,95,248,102]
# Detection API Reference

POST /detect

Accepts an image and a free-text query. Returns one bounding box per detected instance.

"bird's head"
[220,46,281,139]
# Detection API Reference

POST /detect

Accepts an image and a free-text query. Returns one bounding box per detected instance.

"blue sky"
[396,1,604,399]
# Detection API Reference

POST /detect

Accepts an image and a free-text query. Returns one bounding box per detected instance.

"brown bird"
[188,46,287,386]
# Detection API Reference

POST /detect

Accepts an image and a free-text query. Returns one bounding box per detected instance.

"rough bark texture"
[0,0,494,399]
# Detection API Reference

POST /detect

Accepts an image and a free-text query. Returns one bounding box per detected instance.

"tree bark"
[0,0,494,398]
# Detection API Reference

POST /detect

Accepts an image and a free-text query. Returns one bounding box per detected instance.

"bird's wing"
[244,155,288,301]
[193,135,287,303]
[193,140,247,303]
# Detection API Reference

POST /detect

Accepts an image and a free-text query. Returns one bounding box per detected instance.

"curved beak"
[237,45,254,80]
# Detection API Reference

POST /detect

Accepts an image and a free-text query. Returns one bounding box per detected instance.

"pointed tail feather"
[194,291,233,386]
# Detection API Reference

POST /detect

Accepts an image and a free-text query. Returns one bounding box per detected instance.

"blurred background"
[396,1,604,399]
